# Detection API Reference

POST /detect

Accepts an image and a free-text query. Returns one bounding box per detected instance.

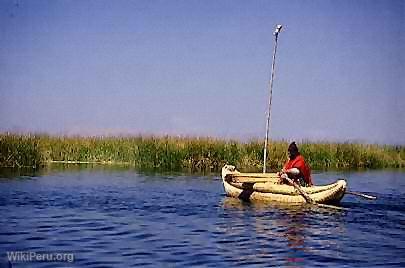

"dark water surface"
[0,166,404,267]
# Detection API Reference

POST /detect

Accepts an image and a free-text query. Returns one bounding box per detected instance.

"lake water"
[0,166,404,267]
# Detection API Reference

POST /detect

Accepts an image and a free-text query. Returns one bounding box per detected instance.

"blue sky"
[1,0,404,144]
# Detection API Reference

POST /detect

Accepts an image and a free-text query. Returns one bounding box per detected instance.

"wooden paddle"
[230,175,377,201]
[283,175,347,210]
[282,176,314,204]
[346,191,377,200]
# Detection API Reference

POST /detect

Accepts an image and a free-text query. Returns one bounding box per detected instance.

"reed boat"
[221,165,347,204]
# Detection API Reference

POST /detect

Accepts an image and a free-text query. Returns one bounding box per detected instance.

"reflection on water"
[0,167,404,267]
[221,197,347,267]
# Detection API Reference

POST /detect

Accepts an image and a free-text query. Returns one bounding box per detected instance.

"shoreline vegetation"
[1,133,404,171]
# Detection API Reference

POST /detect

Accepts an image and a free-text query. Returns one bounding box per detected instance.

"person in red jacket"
[278,142,313,187]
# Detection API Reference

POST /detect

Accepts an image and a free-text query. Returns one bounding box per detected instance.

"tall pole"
[263,24,282,173]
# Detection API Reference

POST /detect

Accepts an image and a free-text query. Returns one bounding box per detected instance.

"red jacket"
[283,155,313,186]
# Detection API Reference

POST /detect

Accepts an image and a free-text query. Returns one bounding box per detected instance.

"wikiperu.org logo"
[5,251,74,265]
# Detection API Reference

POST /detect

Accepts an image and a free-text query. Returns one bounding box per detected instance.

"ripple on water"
[1,170,405,267]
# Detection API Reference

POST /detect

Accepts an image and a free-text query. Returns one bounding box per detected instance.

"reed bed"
[1,133,404,171]
[0,134,43,168]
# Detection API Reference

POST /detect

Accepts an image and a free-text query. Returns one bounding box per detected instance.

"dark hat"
[288,142,299,158]
[288,142,298,152]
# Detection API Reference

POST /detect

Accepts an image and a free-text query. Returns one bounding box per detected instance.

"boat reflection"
[220,197,346,267]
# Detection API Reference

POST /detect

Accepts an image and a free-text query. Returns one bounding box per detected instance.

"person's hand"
[278,169,288,177]
[277,172,288,184]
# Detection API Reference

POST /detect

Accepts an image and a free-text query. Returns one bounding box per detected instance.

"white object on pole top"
[274,24,283,35]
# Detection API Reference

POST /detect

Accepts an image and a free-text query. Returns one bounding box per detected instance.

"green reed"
[1,133,404,171]
[0,134,43,168]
